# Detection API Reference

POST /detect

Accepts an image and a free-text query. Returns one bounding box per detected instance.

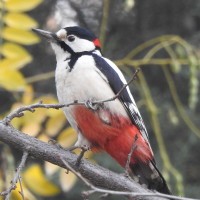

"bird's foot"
[76,145,90,166]
[85,99,98,111]
[48,139,64,150]
[48,139,89,166]
[48,139,77,154]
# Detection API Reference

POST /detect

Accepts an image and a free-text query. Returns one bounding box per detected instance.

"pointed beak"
[32,28,58,43]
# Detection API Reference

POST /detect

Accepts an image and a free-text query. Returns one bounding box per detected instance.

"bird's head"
[32,26,101,60]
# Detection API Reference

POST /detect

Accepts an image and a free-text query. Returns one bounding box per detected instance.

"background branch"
[0,151,28,199]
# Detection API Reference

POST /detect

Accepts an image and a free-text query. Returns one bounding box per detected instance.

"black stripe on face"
[58,41,75,55]
[51,33,75,55]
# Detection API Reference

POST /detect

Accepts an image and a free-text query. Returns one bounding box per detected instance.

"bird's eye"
[68,35,75,42]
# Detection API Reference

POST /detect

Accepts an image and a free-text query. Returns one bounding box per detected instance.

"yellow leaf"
[37,133,50,142]
[22,85,34,105]
[1,42,32,59]
[73,148,94,160]
[57,127,77,148]
[44,162,59,176]
[33,108,48,122]
[10,182,37,200]
[23,164,60,196]
[21,122,40,137]
[46,113,66,137]
[34,96,60,115]
[0,69,26,91]
[19,109,46,127]
[0,57,32,70]
[60,169,77,192]
[4,0,43,12]
[10,103,24,128]
[11,117,22,129]
[47,108,63,117]
[4,13,38,29]
[34,96,58,105]
[2,27,40,45]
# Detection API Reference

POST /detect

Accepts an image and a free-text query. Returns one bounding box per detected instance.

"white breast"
[55,55,128,131]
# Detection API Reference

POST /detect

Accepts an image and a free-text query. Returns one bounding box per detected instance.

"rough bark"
[0,120,167,200]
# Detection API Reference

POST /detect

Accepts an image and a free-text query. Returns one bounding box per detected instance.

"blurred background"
[0,0,200,199]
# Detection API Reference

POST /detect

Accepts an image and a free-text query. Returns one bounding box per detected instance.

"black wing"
[92,54,150,147]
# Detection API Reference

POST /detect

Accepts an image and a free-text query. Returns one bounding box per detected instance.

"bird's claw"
[48,139,76,154]
[76,145,90,166]
[49,139,89,166]
[48,139,64,150]
[85,99,98,111]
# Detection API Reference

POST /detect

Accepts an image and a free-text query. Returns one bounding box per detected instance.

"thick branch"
[0,69,196,200]
[0,121,167,200]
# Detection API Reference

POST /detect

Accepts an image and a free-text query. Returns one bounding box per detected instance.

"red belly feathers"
[73,105,153,167]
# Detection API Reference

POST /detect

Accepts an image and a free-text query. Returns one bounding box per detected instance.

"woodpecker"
[33,26,171,194]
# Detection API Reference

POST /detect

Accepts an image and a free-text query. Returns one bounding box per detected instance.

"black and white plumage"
[33,26,171,194]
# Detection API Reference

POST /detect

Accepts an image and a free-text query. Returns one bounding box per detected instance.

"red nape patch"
[93,38,101,48]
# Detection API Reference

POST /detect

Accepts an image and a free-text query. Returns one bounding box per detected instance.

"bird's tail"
[130,160,171,194]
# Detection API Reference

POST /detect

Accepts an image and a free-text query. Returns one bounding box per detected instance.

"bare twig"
[60,156,94,189]
[92,67,141,105]
[3,68,141,125]
[124,134,138,177]
[0,145,7,192]
[60,156,198,200]
[18,175,25,200]
[0,151,28,199]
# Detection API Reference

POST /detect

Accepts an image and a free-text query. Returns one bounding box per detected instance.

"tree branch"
[0,68,197,200]
[0,121,166,200]
[0,122,198,200]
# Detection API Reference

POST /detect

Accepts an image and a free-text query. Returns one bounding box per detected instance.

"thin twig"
[60,156,198,200]
[0,145,7,192]
[0,152,28,199]
[60,156,94,189]
[18,175,25,200]
[92,68,141,105]
[124,134,138,177]
[3,69,141,124]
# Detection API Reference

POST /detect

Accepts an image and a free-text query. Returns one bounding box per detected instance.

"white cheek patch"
[70,37,95,52]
